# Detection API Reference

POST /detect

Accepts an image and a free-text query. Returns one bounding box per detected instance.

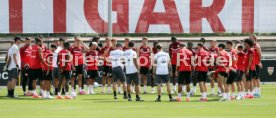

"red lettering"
[84,0,129,34]
[53,0,66,33]
[135,0,183,33]
[242,0,254,33]
[190,0,226,33]
[9,0,22,33]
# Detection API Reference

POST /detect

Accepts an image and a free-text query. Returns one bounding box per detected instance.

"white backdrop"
[0,0,276,33]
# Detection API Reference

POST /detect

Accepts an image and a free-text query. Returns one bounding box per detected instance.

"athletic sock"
[113,91,117,97]
[211,88,215,93]
[124,91,127,97]
[186,92,191,98]
[178,93,182,98]
[128,94,131,99]
[79,87,82,92]
[136,95,140,99]
[8,90,11,96]
[226,93,230,100]
[218,87,221,93]
[222,93,226,99]
[144,86,147,92]
[258,88,261,95]
[55,88,58,93]
[157,95,161,100]
[168,94,172,99]
[193,86,196,92]
[118,87,122,92]
[11,89,14,97]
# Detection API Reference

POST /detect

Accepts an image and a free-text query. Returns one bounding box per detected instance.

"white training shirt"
[8,44,21,70]
[52,46,63,68]
[154,51,170,75]
[124,49,138,74]
[109,49,124,68]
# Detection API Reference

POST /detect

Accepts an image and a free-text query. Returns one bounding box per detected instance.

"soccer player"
[153,44,176,102]
[150,41,159,93]
[176,44,193,102]
[57,42,73,99]
[109,42,127,99]
[249,34,262,98]
[208,40,219,96]
[53,38,65,95]
[100,38,112,94]
[124,41,144,101]
[236,45,246,100]
[20,37,32,96]
[187,42,197,95]
[169,37,181,93]
[70,37,89,95]
[195,43,210,102]
[41,45,55,99]
[226,41,238,100]
[85,42,99,94]
[243,38,255,99]
[138,37,152,94]
[216,44,230,101]
[30,37,46,98]
[7,37,22,98]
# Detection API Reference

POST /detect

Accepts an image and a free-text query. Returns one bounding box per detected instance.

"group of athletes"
[4,34,262,102]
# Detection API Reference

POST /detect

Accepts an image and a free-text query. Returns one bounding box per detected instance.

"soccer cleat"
[169,98,177,102]
[107,89,111,94]
[56,95,64,99]
[90,91,96,94]
[176,97,182,102]
[79,91,87,95]
[64,95,73,99]
[199,98,206,102]
[209,92,215,96]
[143,91,148,94]
[186,98,190,102]
[118,90,123,94]
[47,95,54,99]
[123,96,128,99]
[219,98,227,102]
[131,90,136,94]
[151,89,155,94]
[136,98,144,102]
[26,92,33,96]
[114,96,118,100]
[32,94,42,99]
[128,98,132,101]
[236,96,242,100]
[155,99,161,102]
[230,96,235,100]
[254,93,261,98]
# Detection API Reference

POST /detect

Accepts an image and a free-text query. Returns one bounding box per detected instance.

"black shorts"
[246,70,254,81]
[253,65,261,79]
[172,65,177,74]
[156,75,170,84]
[236,70,244,82]
[8,68,19,80]
[112,66,126,83]
[52,67,60,79]
[30,69,43,81]
[178,71,191,85]
[42,70,53,81]
[87,70,98,79]
[140,67,149,75]
[73,64,84,75]
[227,70,236,84]
[218,72,228,78]
[61,71,71,80]
[197,71,207,82]
[126,72,139,85]
[103,66,112,77]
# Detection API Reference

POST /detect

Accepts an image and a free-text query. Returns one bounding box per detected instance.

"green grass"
[0,84,276,118]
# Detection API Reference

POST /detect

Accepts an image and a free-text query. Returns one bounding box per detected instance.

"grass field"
[0,84,276,118]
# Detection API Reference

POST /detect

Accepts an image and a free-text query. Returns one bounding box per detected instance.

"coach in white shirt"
[124,41,144,101]
[7,37,22,98]
[52,38,65,95]
[153,44,176,102]
[109,42,127,100]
